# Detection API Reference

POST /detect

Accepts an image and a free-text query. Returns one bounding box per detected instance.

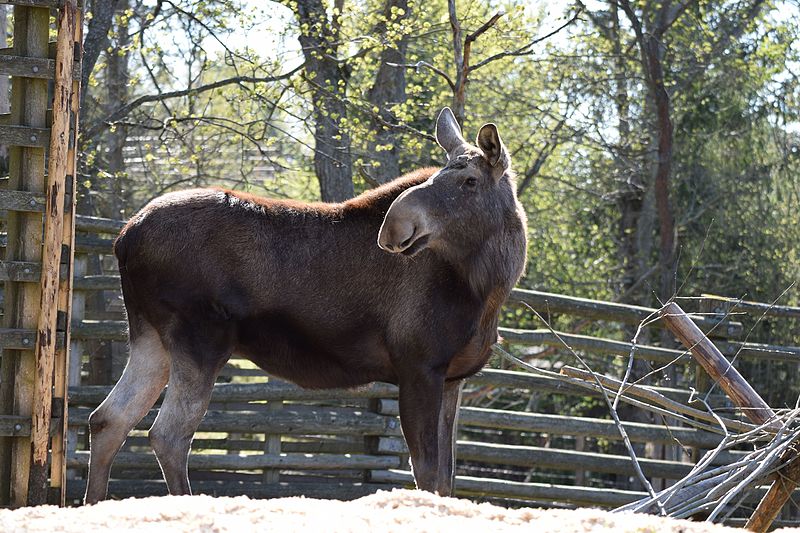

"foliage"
[79,0,800,324]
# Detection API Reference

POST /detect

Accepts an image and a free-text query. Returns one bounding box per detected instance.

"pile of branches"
[617,405,800,521]
[493,299,800,528]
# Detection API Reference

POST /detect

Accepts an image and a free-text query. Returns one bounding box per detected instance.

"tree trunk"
[81,0,119,114]
[644,34,676,302]
[106,0,130,219]
[293,0,354,202]
[365,0,408,184]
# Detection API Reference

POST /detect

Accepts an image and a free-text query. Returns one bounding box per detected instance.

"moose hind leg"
[149,355,221,495]
[84,322,169,504]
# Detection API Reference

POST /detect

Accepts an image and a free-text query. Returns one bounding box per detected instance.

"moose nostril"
[400,234,415,249]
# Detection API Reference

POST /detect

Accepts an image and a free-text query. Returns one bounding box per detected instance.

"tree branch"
[470,8,583,72]
[83,64,304,140]
[386,61,455,91]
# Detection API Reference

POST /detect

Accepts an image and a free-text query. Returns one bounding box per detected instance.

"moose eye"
[463,177,478,189]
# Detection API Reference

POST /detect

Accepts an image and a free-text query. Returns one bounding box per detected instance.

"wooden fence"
[0,0,83,507]
[2,210,800,524]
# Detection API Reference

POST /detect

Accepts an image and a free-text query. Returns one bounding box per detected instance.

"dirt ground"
[0,489,796,532]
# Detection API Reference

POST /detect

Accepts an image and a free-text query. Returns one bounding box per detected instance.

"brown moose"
[84,108,527,504]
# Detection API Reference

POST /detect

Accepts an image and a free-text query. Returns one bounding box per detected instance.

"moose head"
[378,108,516,259]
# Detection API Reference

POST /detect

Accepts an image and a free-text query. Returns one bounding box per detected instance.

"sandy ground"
[0,489,794,532]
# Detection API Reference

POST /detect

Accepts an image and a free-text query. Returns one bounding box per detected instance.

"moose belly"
[233,312,395,389]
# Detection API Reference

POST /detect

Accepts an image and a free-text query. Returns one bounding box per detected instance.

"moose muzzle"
[378,188,433,256]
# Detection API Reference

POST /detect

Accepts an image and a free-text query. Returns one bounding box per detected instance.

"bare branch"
[470,9,583,72]
[465,11,504,46]
[84,64,304,140]
[386,61,455,91]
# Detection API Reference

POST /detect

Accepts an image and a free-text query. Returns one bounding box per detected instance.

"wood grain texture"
[659,302,776,428]
[30,0,78,506]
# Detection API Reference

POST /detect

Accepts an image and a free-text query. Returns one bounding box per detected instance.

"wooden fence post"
[0,5,49,507]
[27,0,78,505]
[262,397,283,484]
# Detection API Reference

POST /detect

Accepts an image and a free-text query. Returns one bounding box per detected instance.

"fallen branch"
[561,366,760,435]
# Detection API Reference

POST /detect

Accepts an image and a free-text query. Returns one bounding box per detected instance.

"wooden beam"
[0,0,63,8]
[0,54,80,80]
[65,479,388,502]
[0,124,50,147]
[67,451,401,471]
[660,302,777,429]
[509,288,743,338]
[702,294,800,320]
[0,260,44,282]
[68,406,403,437]
[49,0,82,501]
[27,0,77,505]
[0,189,46,212]
[73,214,125,234]
[371,470,645,507]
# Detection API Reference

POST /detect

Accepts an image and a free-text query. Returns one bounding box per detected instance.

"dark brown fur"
[84,109,527,503]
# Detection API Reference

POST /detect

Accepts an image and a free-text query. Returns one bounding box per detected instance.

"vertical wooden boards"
[50,0,82,505]
[27,0,78,506]
[0,5,50,507]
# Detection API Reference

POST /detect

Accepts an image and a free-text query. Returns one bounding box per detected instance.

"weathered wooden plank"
[67,451,401,471]
[27,0,78,505]
[509,288,743,338]
[457,407,725,448]
[74,215,125,234]
[72,275,120,291]
[371,469,645,507]
[499,327,690,364]
[64,479,387,502]
[0,260,42,282]
[69,380,400,405]
[0,189,46,212]
[703,294,800,320]
[74,234,116,254]
[0,0,62,8]
[68,406,403,437]
[71,320,126,340]
[0,234,117,253]
[0,416,31,437]
[499,327,800,365]
[455,441,693,479]
[1,5,50,506]
[52,2,83,501]
[0,54,80,80]
[0,328,39,349]
[0,124,49,147]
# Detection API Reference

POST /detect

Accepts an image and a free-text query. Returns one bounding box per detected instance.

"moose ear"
[435,107,467,157]
[477,123,510,171]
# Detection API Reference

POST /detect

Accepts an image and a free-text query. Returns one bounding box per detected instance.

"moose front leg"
[397,369,445,492]
[435,378,464,496]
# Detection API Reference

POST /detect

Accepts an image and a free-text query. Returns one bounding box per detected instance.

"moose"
[84,108,528,504]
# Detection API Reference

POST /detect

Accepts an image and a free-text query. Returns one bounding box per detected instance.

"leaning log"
[661,302,795,532]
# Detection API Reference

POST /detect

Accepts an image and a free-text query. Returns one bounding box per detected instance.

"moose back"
[84,108,527,504]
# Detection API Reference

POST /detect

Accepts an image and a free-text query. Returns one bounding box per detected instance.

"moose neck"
[446,214,526,308]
